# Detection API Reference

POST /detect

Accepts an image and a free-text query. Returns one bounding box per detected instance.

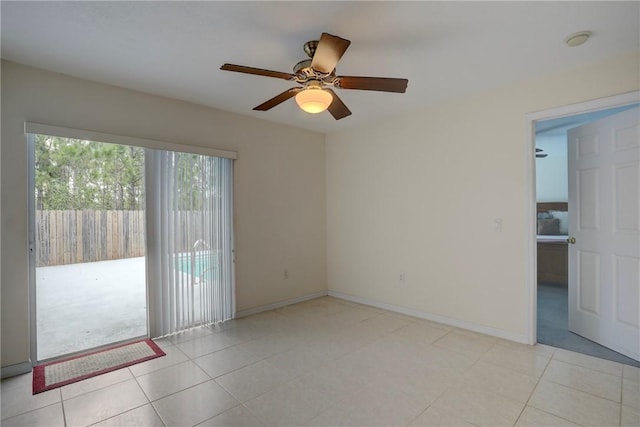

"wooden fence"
[35,210,145,267]
[35,210,217,267]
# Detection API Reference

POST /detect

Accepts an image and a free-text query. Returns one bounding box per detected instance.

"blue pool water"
[174,252,217,278]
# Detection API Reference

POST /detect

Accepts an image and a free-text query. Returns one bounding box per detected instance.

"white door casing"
[567,107,640,361]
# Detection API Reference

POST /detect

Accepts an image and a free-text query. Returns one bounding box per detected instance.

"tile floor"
[2,296,639,426]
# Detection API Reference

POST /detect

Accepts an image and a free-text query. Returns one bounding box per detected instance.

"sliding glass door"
[28,127,235,362]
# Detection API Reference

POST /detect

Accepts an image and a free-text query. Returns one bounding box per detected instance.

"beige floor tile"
[621,404,640,427]
[296,362,371,404]
[235,333,301,359]
[367,332,431,357]
[214,321,268,343]
[623,364,640,382]
[1,373,61,420]
[515,406,580,427]
[452,328,498,341]
[165,325,216,344]
[63,379,149,426]
[306,333,370,361]
[552,348,624,377]
[194,346,261,379]
[137,360,211,401]
[128,342,189,377]
[457,360,539,403]
[495,340,556,357]
[416,344,477,377]
[528,380,620,427]
[430,384,524,426]
[152,337,183,353]
[244,378,333,426]
[305,404,354,426]
[327,350,390,386]
[358,313,412,333]
[352,336,430,377]
[152,380,239,427]
[622,376,640,410]
[392,321,451,346]
[336,322,387,346]
[543,359,622,402]
[480,343,551,378]
[433,331,495,360]
[265,345,333,378]
[304,296,351,311]
[329,306,382,324]
[0,403,65,427]
[533,343,558,355]
[197,405,264,426]
[275,304,326,321]
[301,316,348,335]
[330,382,428,427]
[175,333,239,359]
[330,324,384,350]
[298,323,336,340]
[370,365,458,408]
[61,367,132,400]
[409,406,475,427]
[92,404,165,427]
[215,360,293,402]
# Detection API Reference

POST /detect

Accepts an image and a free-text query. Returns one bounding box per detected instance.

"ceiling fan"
[536,148,548,158]
[220,33,408,120]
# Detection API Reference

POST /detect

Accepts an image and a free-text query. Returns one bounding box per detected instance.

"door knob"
[567,237,576,244]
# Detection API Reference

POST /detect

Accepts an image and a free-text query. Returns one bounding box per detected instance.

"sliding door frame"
[25,123,236,365]
[27,134,38,365]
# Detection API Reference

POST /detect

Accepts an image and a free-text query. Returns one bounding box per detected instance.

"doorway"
[527,92,640,366]
[28,134,148,361]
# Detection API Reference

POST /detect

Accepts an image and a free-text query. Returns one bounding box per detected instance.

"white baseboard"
[236,290,328,318]
[1,361,32,379]
[328,290,528,344]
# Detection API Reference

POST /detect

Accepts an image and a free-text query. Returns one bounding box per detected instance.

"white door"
[567,106,640,361]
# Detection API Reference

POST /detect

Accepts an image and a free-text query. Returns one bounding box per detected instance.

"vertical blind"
[146,149,234,337]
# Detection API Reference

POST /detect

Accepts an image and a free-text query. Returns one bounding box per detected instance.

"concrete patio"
[36,257,147,360]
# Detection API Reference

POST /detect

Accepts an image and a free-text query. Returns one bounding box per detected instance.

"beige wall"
[1,60,327,368]
[326,52,640,342]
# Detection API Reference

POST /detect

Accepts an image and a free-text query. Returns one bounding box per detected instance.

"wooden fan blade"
[253,88,301,111]
[221,64,295,81]
[337,76,408,93]
[310,33,351,74]
[325,89,352,120]
[536,154,548,158]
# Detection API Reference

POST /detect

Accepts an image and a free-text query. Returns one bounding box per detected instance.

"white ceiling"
[2,1,639,134]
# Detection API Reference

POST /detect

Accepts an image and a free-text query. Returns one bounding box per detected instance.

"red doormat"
[33,338,165,394]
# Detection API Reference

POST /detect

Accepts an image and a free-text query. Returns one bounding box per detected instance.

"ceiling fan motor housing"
[293,59,312,75]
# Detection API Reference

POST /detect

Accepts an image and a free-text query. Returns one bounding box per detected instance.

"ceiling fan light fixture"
[295,86,333,114]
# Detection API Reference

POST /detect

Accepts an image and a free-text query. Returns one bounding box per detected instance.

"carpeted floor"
[537,282,640,367]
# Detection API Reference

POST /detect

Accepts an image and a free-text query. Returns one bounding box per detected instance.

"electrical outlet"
[399,273,405,283]
[284,268,289,280]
